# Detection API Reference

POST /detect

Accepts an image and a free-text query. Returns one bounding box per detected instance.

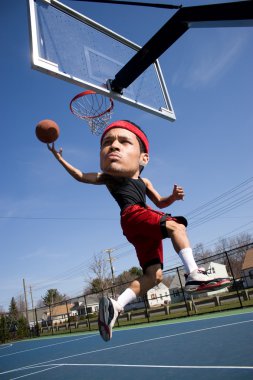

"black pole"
[84,295,91,331]
[65,301,72,334]
[225,251,243,308]
[34,308,40,337]
[144,294,150,323]
[177,267,190,317]
[49,305,54,335]
[110,1,253,93]
[70,0,181,10]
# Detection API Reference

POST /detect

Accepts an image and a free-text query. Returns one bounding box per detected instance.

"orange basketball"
[35,119,60,143]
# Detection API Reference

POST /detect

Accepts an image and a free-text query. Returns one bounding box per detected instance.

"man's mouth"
[107,153,121,160]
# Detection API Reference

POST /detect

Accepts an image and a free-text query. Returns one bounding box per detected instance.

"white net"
[70,91,114,135]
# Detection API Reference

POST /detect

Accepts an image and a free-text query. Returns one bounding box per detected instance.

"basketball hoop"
[70,90,114,135]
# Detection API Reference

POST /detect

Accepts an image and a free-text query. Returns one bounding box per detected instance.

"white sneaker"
[98,297,123,342]
[185,268,231,293]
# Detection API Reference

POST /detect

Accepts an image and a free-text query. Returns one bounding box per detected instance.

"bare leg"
[98,263,163,341]
[165,220,198,274]
[128,263,163,297]
[165,220,190,253]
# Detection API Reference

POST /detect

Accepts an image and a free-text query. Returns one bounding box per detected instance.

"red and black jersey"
[106,176,146,211]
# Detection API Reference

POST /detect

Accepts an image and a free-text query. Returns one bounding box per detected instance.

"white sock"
[117,288,137,309]
[178,247,198,274]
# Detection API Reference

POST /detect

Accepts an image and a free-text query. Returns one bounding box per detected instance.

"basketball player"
[48,120,230,342]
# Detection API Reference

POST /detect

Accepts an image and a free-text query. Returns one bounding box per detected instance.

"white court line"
[2,310,252,359]
[0,344,12,350]
[8,363,253,379]
[0,333,97,358]
[10,365,59,380]
[17,363,253,370]
[1,318,253,377]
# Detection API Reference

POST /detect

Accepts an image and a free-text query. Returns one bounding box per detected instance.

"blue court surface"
[1,309,252,380]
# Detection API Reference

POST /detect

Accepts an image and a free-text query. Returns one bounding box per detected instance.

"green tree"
[116,266,142,284]
[115,266,142,294]
[128,267,143,277]
[87,277,112,294]
[0,315,10,343]
[9,297,19,321]
[7,297,19,335]
[42,289,66,306]
[16,315,29,339]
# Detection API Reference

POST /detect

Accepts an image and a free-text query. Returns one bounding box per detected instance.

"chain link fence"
[1,243,253,342]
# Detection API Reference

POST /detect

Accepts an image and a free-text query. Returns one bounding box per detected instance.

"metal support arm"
[110,1,253,93]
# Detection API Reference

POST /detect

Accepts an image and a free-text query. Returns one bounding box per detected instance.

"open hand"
[47,142,63,161]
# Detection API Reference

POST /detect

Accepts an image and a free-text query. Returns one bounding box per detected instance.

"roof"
[242,248,253,270]
[50,304,74,317]
[169,271,185,289]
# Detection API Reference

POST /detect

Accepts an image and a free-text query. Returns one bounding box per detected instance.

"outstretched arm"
[47,143,105,185]
[143,178,184,209]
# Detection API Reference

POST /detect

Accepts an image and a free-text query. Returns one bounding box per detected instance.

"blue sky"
[1,0,252,311]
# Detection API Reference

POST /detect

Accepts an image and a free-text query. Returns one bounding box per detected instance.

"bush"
[0,315,10,343]
[16,315,29,339]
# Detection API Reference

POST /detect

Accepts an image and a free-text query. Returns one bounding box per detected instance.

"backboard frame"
[27,0,176,122]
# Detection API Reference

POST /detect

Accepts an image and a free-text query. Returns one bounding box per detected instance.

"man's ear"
[139,152,149,167]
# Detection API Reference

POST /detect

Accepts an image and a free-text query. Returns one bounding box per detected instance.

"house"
[169,262,230,303]
[242,248,253,288]
[169,271,186,303]
[124,282,171,311]
[147,282,171,307]
[47,303,77,325]
[72,294,100,316]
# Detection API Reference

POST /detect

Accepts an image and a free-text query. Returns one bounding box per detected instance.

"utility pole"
[23,278,29,323]
[29,285,36,325]
[104,248,116,285]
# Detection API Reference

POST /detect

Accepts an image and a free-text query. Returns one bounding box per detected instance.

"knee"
[166,220,186,235]
[145,266,163,286]
[156,269,163,284]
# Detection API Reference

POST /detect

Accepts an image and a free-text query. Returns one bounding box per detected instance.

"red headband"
[101,120,149,153]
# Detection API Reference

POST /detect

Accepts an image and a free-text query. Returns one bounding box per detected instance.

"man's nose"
[109,139,120,150]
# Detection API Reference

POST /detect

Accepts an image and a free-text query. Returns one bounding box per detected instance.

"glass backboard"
[27,0,176,121]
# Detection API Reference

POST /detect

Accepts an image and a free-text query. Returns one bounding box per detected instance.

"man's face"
[100,128,149,178]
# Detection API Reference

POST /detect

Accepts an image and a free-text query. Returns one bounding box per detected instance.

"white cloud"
[172,30,248,90]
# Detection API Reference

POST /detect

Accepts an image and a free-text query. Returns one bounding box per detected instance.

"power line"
[188,192,253,229]
[185,176,253,218]
[186,177,253,229]
[188,186,253,221]
[198,220,253,250]
[1,178,252,224]
[28,241,130,294]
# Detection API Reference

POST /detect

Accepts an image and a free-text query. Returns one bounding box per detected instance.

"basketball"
[35,119,60,143]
